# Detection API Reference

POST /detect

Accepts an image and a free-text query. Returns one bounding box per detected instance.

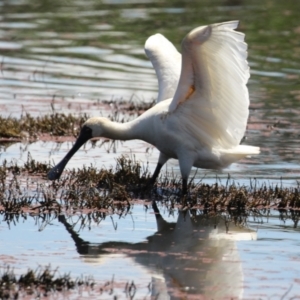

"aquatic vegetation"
[102,98,156,115]
[0,112,87,140]
[2,153,50,175]
[0,265,98,299]
[0,154,300,228]
[0,99,155,142]
[0,264,143,300]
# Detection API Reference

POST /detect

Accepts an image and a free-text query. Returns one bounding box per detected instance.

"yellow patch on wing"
[178,85,195,105]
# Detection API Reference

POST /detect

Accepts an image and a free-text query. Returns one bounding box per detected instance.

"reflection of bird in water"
[47,21,260,194]
[59,203,256,299]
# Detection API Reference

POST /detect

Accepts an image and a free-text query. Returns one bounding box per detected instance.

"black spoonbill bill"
[47,21,260,193]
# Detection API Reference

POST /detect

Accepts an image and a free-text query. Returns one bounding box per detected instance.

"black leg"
[149,162,163,185]
[182,178,188,195]
[140,162,163,198]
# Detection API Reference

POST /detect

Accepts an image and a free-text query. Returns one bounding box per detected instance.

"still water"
[1,0,300,298]
[1,206,300,299]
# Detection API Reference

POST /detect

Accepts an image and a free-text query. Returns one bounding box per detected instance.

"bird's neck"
[101,119,146,141]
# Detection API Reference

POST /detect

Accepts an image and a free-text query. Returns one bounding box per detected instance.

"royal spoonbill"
[47,21,260,193]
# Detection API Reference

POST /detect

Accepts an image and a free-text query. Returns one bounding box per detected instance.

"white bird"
[47,21,260,194]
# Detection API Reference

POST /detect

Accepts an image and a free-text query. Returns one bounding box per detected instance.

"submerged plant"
[0,265,94,299]
[0,154,300,227]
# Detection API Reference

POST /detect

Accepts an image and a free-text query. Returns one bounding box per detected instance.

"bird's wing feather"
[145,34,181,102]
[169,21,250,149]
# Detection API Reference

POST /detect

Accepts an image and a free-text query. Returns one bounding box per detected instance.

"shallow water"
[1,206,300,299]
[1,0,300,299]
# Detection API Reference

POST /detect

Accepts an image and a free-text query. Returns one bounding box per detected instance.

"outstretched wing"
[145,33,181,102]
[169,21,250,149]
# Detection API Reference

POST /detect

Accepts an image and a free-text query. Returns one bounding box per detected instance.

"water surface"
[1,0,300,298]
[1,205,300,299]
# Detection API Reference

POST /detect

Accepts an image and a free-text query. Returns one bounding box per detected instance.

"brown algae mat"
[0,153,300,222]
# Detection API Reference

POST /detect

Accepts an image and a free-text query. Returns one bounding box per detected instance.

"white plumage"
[144,33,181,102]
[48,21,260,193]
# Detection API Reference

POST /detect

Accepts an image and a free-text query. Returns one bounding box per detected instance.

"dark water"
[1,0,300,298]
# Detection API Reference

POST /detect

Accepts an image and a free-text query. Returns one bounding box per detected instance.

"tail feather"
[219,145,260,167]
